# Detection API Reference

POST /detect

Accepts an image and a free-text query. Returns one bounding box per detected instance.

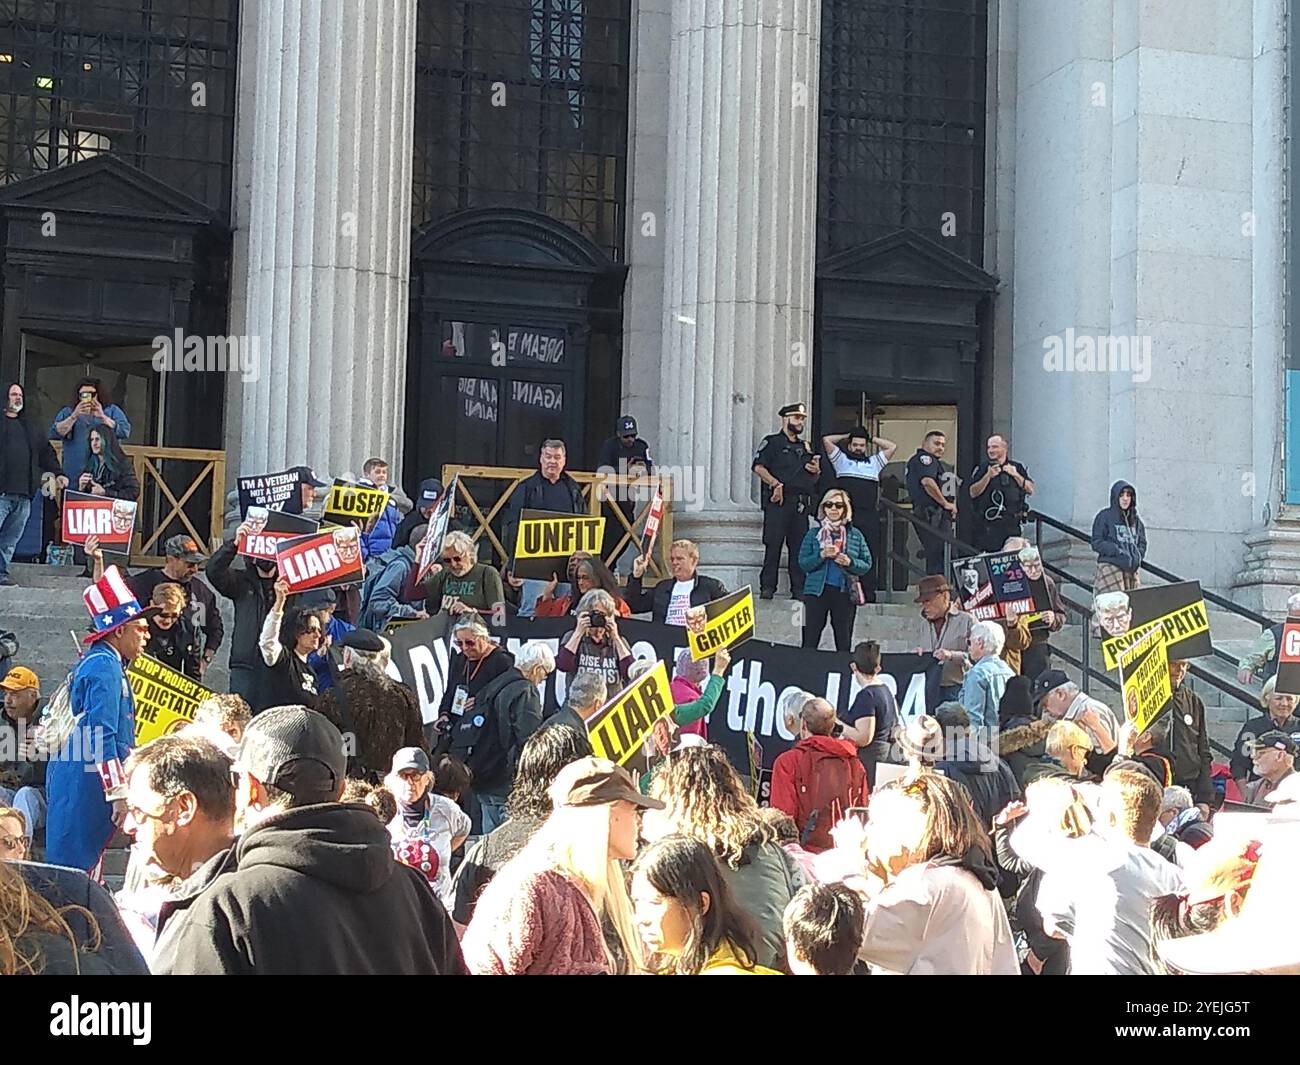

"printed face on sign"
[332,526,361,565]
[111,499,136,535]
[246,506,269,536]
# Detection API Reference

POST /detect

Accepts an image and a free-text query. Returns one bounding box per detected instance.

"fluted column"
[227,0,417,480]
[658,0,820,578]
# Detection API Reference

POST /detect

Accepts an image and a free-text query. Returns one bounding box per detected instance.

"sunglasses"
[824,500,847,509]
[453,637,480,649]
[443,553,465,564]
[303,625,322,635]
[156,612,181,622]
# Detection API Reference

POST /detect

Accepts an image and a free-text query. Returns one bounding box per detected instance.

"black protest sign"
[238,468,303,514]
[237,508,317,561]
[952,556,996,618]
[322,479,389,532]
[1100,580,1212,670]
[1276,616,1300,696]
[417,474,458,583]
[511,509,605,580]
[987,551,1050,616]
[386,614,940,791]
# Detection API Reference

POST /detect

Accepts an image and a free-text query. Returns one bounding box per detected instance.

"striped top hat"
[83,565,157,644]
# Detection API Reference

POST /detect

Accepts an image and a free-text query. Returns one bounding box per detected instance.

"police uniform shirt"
[905,449,945,513]
[597,435,653,473]
[969,460,1030,523]
[753,433,815,497]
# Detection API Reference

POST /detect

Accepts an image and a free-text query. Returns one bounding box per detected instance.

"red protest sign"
[237,508,318,562]
[641,486,664,557]
[62,490,136,547]
[1275,615,1300,695]
[275,526,364,592]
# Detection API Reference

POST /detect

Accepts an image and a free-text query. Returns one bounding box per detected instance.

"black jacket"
[1091,480,1147,573]
[152,803,467,975]
[81,454,139,501]
[16,861,149,975]
[938,747,1022,830]
[448,666,542,794]
[503,470,584,553]
[1231,710,1300,781]
[129,569,225,657]
[1169,685,1214,804]
[316,671,426,781]
[1,413,61,497]
[206,539,276,670]
[624,571,727,624]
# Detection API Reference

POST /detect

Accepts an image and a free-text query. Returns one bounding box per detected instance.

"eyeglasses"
[304,626,322,635]
[0,834,29,851]
[453,637,480,650]
[125,796,176,825]
[443,554,464,564]
[156,612,181,622]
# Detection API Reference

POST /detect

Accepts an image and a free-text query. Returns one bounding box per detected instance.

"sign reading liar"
[1117,623,1173,735]
[688,587,756,661]
[512,510,605,580]
[127,653,213,745]
[62,490,136,547]
[585,659,675,767]
[276,526,365,592]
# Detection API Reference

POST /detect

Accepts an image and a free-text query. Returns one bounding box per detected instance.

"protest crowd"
[1,383,1298,979]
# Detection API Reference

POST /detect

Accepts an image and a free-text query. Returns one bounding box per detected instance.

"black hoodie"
[1091,480,1147,572]
[152,803,466,975]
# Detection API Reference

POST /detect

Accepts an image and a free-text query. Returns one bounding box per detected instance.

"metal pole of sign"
[1081,626,1092,695]
[883,510,894,602]
[1035,515,1042,551]
[942,534,952,584]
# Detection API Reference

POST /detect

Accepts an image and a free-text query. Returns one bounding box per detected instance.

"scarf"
[931,843,1000,892]
[818,518,846,548]
[398,794,428,830]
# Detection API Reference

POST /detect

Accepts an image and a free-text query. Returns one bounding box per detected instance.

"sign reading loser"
[322,479,389,532]
[62,490,136,547]
[687,587,756,661]
[128,654,213,746]
[512,510,605,580]
[276,526,365,592]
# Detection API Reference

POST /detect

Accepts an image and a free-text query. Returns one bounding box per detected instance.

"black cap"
[296,588,337,610]
[1030,668,1071,705]
[418,478,444,505]
[290,465,328,488]
[778,403,807,418]
[340,629,386,653]
[234,707,346,802]
[617,415,637,436]
[1254,730,1299,757]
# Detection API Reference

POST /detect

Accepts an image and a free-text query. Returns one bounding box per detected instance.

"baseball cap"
[617,416,637,436]
[418,478,444,505]
[390,746,430,775]
[548,757,665,810]
[296,588,337,610]
[0,666,39,694]
[1252,730,1299,757]
[164,534,207,563]
[233,706,347,802]
[291,465,329,488]
[1030,669,1071,706]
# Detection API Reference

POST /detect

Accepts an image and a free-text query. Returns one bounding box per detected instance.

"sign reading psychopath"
[1117,624,1173,735]
[585,660,675,767]
[1100,581,1211,670]
[61,490,136,547]
[127,654,214,745]
[1275,616,1300,696]
[276,526,365,592]
[237,508,318,561]
[511,509,605,580]
[322,479,389,532]
[688,587,756,661]
[238,468,304,514]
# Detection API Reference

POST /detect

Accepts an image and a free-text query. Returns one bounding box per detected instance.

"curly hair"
[649,745,775,868]
[0,862,101,975]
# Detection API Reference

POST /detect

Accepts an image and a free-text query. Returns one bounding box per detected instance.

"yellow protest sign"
[323,480,389,531]
[687,587,756,661]
[512,510,605,579]
[127,654,213,745]
[1117,623,1173,735]
[586,660,674,767]
[1101,597,1210,670]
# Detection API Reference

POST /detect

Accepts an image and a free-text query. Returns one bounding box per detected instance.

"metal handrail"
[1028,509,1273,629]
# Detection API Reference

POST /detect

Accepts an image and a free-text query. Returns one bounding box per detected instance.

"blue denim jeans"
[477,791,510,836]
[0,494,32,578]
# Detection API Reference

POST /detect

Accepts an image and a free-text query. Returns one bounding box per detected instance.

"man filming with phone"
[555,589,634,688]
[968,434,1034,553]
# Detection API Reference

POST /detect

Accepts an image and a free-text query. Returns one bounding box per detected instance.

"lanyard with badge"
[451,656,486,717]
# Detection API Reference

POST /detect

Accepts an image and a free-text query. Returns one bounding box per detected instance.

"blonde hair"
[1045,720,1091,762]
[669,539,700,561]
[521,803,643,974]
[1023,777,1094,838]
[817,489,853,523]
[649,746,776,868]
[0,861,101,975]
[151,581,186,612]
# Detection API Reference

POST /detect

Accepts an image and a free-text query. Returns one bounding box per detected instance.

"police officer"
[597,415,654,569]
[905,430,958,576]
[968,434,1034,552]
[753,403,820,599]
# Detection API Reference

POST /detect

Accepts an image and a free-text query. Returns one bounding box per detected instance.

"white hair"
[1161,785,1193,814]
[578,589,616,616]
[451,614,490,639]
[970,619,1006,655]
[1018,545,1041,563]
[1287,591,1300,614]
[1094,591,1130,612]
[515,640,555,676]
[442,530,475,557]
[628,658,655,681]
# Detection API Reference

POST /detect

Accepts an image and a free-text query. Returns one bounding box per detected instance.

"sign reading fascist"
[512,509,604,580]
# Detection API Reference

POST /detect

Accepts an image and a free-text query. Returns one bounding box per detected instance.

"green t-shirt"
[424,563,504,613]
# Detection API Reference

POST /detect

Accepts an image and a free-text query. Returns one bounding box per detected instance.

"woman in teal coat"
[799,488,872,651]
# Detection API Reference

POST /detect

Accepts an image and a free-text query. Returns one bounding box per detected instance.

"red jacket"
[769,735,867,852]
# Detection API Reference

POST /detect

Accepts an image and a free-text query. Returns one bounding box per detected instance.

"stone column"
[657,0,821,586]
[226,0,418,481]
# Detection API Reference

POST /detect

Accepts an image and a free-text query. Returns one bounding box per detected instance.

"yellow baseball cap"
[0,667,39,694]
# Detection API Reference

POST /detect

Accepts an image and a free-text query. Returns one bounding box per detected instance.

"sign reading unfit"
[688,587,756,661]
[128,654,214,745]
[584,660,675,766]
[512,509,605,579]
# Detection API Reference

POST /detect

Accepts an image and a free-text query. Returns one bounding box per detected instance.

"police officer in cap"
[597,415,654,570]
[905,430,958,576]
[753,403,820,599]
